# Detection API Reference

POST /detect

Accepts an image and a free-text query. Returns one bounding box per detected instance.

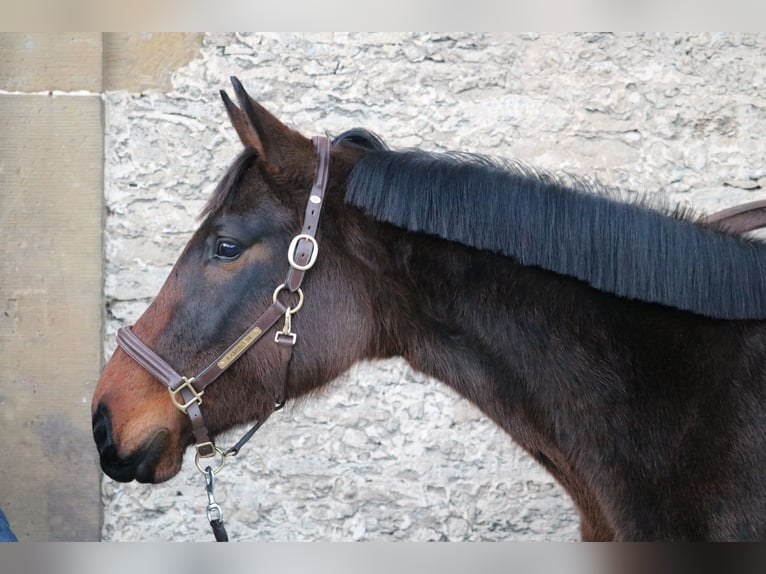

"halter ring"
[195,444,228,475]
[272,284,304,314]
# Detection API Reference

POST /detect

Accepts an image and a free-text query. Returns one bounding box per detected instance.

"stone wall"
[100,33,766,541]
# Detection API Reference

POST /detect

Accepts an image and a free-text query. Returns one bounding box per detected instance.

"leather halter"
[116,135,331,464]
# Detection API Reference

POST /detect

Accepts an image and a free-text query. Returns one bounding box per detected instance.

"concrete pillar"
[0,33,103,541]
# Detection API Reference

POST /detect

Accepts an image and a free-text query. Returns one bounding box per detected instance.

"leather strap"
[285,136,331,292]
[118,299,288,393]
[194,300,288,390]
[703,199,766,234]
[117,326,186,391]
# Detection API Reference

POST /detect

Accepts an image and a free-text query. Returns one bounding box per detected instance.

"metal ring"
[272,284,304,314]
[288,234,319,271]
[195,445,227,475]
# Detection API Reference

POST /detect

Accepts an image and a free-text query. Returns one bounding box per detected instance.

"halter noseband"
[115,135,331,468]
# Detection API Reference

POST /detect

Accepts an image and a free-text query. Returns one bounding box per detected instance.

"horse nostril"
[92,403,113,455]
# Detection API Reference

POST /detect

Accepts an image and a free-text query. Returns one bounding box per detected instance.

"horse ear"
[224,76,309,167]
[220,88,265,156]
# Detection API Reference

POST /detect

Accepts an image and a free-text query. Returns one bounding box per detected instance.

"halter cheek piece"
[115,136,331,538]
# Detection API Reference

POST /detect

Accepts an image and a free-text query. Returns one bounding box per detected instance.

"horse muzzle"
[92,402,170,483]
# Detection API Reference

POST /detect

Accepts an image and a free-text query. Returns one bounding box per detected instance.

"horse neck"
[372,228,638,440]
[363,226,766,540]
[368,227,657,534]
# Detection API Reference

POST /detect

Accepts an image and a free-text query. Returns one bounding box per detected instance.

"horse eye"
[215,240,241,261]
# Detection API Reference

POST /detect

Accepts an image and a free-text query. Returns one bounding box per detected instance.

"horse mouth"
[100,429,169,483]
[133,430,171,483]
[95,424,171,484]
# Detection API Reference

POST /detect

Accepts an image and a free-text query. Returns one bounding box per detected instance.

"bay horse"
[92,77,766,541]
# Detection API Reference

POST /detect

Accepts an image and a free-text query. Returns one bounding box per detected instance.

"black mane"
[340,132,766,320]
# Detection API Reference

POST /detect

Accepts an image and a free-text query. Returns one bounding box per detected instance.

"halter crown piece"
[115,136,332,540]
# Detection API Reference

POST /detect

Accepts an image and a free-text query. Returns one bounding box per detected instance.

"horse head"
[91,78,380,483]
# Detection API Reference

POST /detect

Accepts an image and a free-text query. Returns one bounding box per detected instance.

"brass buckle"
[168,377,204,413]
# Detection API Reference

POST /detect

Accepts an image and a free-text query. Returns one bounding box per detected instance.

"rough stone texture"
[100,33,766,541]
